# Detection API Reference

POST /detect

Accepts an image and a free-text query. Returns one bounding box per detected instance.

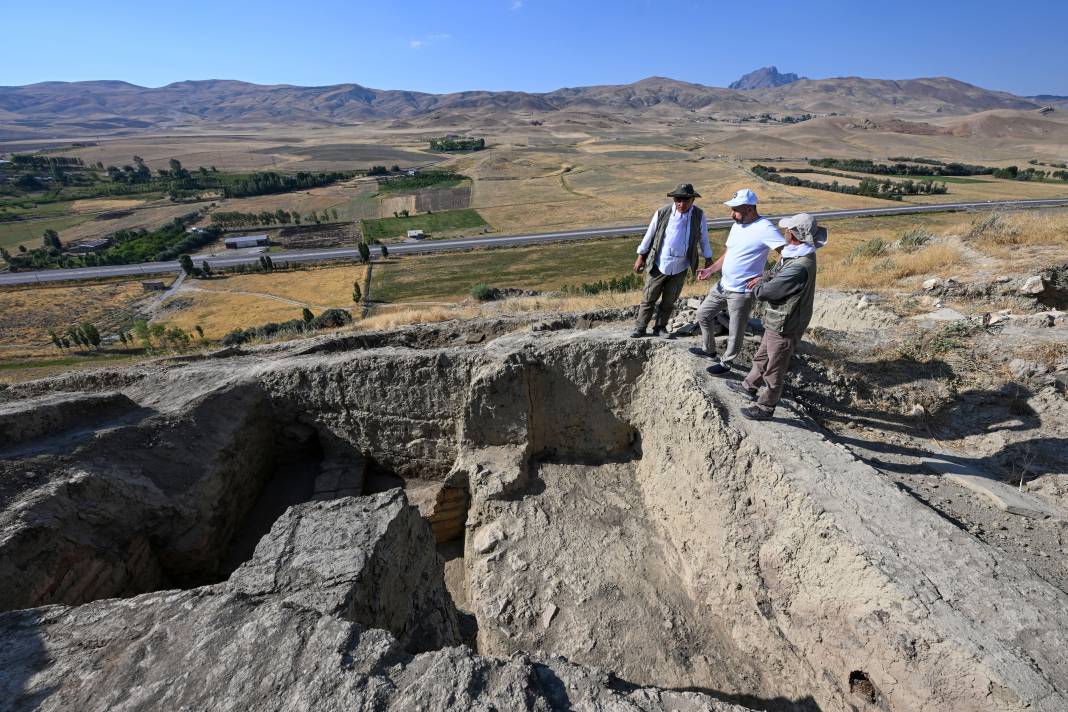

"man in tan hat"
[725,212,827,420]
[631,183,713,338]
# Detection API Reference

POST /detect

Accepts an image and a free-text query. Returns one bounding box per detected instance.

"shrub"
[222,329,248,346]
[968,211,1019,244]
[849,237,889,260]
[310,308,353,329]
[563,273,643,296]
[471,283,497,301]
[898,229,933,253]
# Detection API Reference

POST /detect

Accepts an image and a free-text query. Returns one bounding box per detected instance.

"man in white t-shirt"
[694,188,786,375]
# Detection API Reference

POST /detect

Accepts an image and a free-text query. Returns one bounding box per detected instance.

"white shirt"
[636,206,712,276]
[720,217,786,292]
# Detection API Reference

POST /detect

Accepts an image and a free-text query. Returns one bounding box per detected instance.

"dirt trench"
[2,330,1067,711]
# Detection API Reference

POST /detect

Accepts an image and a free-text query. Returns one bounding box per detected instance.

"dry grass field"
[143,207,1068,342]
[198,178,381,226]
[190,266,365,308]
[60,203,200,243]
[155,289,314,339]
[0,276,164,360]
[9,111,1059,250]
[2,207,1064,382]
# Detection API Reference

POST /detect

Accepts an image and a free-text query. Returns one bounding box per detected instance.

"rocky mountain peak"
[729,66,804,90]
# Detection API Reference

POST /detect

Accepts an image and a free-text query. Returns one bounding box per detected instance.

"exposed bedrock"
[0,327,1067,710]
[228,491,462,652]
[0,384,279,610]
[0,491,751,712]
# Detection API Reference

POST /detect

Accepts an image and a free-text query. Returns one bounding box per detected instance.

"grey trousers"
[743,329,800,411]
[635,266,687,330]
[696,282,754,364]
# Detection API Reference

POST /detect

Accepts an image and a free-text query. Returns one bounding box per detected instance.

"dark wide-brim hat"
[667,183,701,199]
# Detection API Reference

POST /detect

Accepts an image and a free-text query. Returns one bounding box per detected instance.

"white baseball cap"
[724,188,758,207]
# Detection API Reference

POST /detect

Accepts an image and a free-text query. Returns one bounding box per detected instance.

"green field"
[371,229,731,303]
[0,353,137,372]
[361,208,487,241]
[0,215,91,250]
[375,171,467,195]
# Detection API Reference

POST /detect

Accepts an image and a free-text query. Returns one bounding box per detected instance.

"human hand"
[633,256,646,274]
[696,266,715,281]
[745,275,762,290]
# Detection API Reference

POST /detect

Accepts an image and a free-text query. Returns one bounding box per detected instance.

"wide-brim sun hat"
[778,213,828,247]
[724,188,758,207]
[667,183,701,199]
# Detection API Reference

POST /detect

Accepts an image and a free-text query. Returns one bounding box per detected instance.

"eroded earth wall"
[0,324,1066,711]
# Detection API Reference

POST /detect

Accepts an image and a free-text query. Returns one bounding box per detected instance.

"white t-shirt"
[720,217,786,292]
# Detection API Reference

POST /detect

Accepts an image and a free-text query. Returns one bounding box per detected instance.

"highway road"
[3,197,1068,286]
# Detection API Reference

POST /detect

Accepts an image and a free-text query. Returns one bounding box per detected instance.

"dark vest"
[648,204,704,275]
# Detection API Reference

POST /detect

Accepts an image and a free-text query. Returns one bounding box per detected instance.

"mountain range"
[0,73,1049,135]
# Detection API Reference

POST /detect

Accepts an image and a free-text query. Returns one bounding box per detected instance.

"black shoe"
[707,362,731,376]
[630,328,648,338]
[741,405,774,420]
[651,326,665,338]
[725,380,757,400]
[688,347,715,359]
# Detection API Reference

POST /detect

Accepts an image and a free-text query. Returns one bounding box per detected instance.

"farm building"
[68,237,113,253]
[406,229,425,240]
[224,235,270,249]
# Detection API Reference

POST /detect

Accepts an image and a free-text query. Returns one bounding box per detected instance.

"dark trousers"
[635,265,687,330]
[743,329,801,411]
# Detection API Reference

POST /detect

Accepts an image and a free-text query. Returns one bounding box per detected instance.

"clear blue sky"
[3,0,1067,95]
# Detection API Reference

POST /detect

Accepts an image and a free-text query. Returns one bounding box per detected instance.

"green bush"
[563,273,643,296]
[850,237,890,260]
[310,308,353,329]
[471,283,497,301]
[898,229,933,253]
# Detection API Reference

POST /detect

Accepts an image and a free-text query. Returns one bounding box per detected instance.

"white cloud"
[409,33,449,50]
[510,0,523,9]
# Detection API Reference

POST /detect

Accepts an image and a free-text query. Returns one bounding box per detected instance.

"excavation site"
[1,312,1067,712]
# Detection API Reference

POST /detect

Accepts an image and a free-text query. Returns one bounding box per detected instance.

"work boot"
[688,347,714,359]
[740,405,774,420]
[725,381,757,400]
[630,328,648,338]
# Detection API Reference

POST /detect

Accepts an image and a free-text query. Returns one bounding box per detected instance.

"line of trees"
[2,213,213,270]
[753,165,947,200]
[990,165,1068,181]
[222,171,350,199]
[428,137,485,152]
[48,323,100,350]
[221,308,352,347]
[210,208,339,228]
[9,155,85,169]
[376,170,465,193]
[810,158,991,177]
